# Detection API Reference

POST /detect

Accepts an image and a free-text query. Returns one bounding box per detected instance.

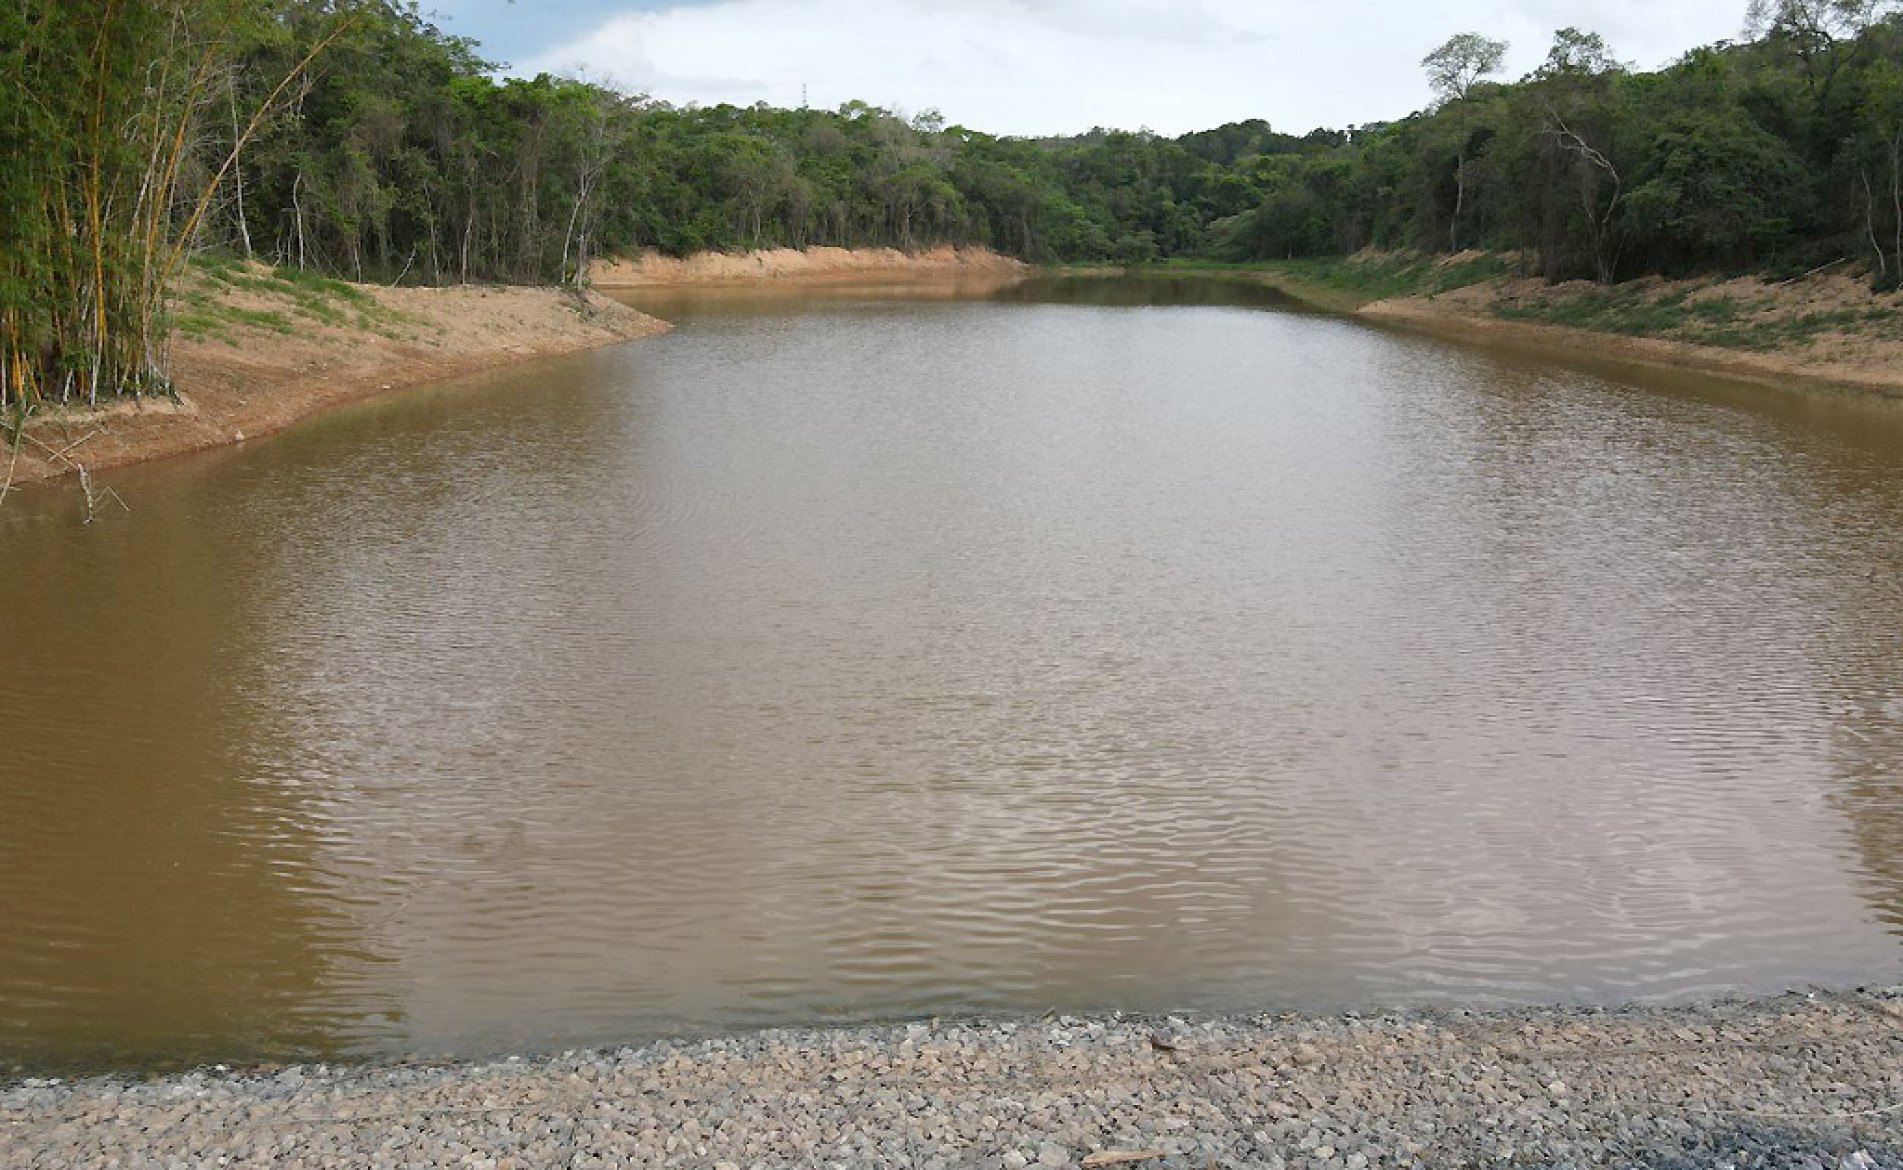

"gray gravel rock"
[4,990,1903,1168]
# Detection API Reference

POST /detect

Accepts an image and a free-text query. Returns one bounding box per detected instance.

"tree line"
[1225,2,1903,287]
[4,0,1900,412]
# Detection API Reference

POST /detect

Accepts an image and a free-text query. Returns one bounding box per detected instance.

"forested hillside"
[4,0,1900,410]
[201,7,1342,283]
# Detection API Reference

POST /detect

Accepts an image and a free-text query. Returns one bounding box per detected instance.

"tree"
[1422,33,1509,106]
[1621,106,1809,270]
[1746,0,1901,104]
[1746,0,1898,39]
[1419,34,1511,250]
[1851,51,1903,286]
[1537,28,1625,78]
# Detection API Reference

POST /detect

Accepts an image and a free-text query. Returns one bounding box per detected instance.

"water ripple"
[4,281,1903,1069]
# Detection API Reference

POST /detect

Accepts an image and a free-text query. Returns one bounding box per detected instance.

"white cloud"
[520,0,1745,136]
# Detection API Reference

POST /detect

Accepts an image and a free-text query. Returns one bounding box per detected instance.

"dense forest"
[3,0,1901,410]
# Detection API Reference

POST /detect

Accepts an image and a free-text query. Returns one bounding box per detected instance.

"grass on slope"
[172,255,408,344]
[1493,281,1903,352]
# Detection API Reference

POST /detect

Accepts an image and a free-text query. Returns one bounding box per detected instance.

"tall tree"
[1422,34,1509,249]
[1422,33,1510,106]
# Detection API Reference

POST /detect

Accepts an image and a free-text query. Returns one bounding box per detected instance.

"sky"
[423,0,1751,137]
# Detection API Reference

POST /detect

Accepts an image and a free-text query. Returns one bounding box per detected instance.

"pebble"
[3,990,1901,1169]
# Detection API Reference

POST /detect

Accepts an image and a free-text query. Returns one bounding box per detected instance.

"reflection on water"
[3,276,1903,1072]
[988,273,1312,309]
[0,489,396,1072]
[1790,419,1903,932]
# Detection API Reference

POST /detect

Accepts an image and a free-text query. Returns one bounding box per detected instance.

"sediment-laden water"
[3,276,1901,1071]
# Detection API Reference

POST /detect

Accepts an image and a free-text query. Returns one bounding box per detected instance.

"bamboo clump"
[0,0,343,417]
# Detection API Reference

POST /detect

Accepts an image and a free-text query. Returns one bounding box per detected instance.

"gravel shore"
[6,991,1902,1169]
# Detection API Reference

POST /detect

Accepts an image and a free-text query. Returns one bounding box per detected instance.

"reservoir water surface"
[4,276,1902,1071]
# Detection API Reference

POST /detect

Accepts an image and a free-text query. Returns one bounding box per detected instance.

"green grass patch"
[1213,252,1512,309]
[1496,284,1902,351]
[172,303,296,341]
[1495,286,1757,339]
[178,255,404,341]
[1497,287,1699,335]
[269,264,378,305]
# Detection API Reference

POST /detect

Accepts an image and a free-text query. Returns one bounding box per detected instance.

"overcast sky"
[425,0,1750,137]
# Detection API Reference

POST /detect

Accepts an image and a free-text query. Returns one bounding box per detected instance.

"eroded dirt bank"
[592,244,1027,287]
[5,274,669,490]
[5,992,1902,1169]
[1362,276,1903,399]
[1238,257,1903,399]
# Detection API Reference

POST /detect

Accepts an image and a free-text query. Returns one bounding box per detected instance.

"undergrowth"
[1256,252,1514,300]
[1136,252,1514,310]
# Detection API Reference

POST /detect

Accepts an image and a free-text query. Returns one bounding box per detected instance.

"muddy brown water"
[4,276,1903,1073]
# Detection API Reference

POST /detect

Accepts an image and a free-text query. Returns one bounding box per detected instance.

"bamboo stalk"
[85,0,120,407]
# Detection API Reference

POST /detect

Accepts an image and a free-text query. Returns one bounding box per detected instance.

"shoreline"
[3,247,1024,492]
[5,281,670,491]
[10,252,1900,495]
[6,990,1901,1167]
[1359,295,1903,403]
[1222,264,1903,401]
